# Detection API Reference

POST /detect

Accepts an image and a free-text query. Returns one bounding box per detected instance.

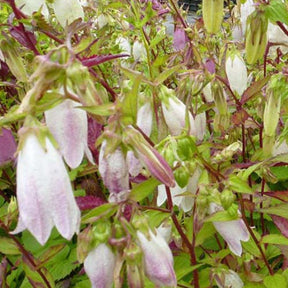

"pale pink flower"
[13,133,80,245]
[84,244,116,288]
[98,140,129,194]
[137,229,177,287]
[209,203,249,256]
[173,27,187,51]
[45,99,94,169]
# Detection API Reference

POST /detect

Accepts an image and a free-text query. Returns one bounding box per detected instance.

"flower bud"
[245,9,268,64]
[98,140,129,195]
[124,126,175,187]
[225,51,247,96]
[220,189,236,210]
[202,0,224,34]
[0,128,17,167]
[84,244,116,288]
[137,229,177,287]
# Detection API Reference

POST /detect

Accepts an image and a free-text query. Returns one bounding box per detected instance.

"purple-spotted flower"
[13,132,80,245]
[209,203,249,256]
[137,229,177,287]
[84,243,116,288]
[98,140,129,195]
[45,99,94,169]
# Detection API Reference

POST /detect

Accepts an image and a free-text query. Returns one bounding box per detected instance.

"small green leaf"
[129,178,159,202]
[264,0,288,25]
[204,210,238,222]
[154,65,181,85]
[261,234,288,246]
[79,103,115,116]
[0,237,21,255]
[259,203,288,219]
[229,174,253,194]
[195,222,215,246]
[264,274,287,288]
[81,203,118,224]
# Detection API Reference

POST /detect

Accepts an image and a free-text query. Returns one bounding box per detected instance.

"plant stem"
[238,194,273,275]
[165,186,199,288]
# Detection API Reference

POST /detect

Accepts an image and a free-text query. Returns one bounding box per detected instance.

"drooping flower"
[225,52,247,96]
[215,269,244,288]
[209,203,249,256]
[162,96,196,136]
[45,99,94,169]
[132,40,147,62]
[0,128,17,166]
[137,229,177,287]
[157,167,201,212]
[13,132,80,245]
[173,27,187,51]
[240,0,255,35]
[84,244,116,288]
[98,140,129,195]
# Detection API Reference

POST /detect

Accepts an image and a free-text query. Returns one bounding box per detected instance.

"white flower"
[15,0,49,18]
[195,113,206,141]
[157,168,201,212]
[45,99,94,169]
[215,270,244,288]
[117,37,131,55]
[240,0,255,34]
[52,0,84,28]
[273,140,288,156]
[209,203,249,256]
[132,40,147,62]
[84,244,116,288]
[137,229,177,287]
[162,97,197,137]
[225,53,248,96]
[13,133,80,245]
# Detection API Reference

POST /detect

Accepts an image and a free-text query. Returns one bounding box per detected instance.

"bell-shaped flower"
[116,37,131,56]
[162,97,197,137]
[45,99,94,169]
[273,140,288,156]
[209,203,249,256]
[52,0,84,28]
[137,229,177,287]
[173,27,187,51]
[225,52,247,96]
[84,243,116,288]
[215,269,244,288]
[0,128,17,166]
[13,132,80,245]
[194,113,206,141]
[157,167,201,212]
[98,140,129,195]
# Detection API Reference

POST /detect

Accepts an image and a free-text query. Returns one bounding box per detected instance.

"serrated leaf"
[129,178,159,202]
[264,274,287,288]
[81,203,117,224]
[262,234,288,245]
[0,237,21,255]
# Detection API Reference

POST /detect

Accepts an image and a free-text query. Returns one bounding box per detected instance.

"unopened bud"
[202,0,224,34]
[220,189,236,210]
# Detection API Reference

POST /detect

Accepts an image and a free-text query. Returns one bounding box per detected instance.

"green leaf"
[195,222,216,246]
[204,210,238,222]
[270,166,288,181]
[229,174,253,194]
[261,234,288,246]
[0,237,21,255]
[264,274,287,288]
[22,255,55,288]
[79,103,115,117]
[264,0,288,25]
[154,65,181,86]
[259,203,288,219]
[81,203,118,224]
[129,178,159,202]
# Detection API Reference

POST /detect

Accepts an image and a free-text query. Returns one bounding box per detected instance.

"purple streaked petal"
[0,128,17,166]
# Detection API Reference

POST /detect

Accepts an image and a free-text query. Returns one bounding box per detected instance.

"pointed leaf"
[81,54,130,67]
[81,203,117,224]
[265,191,288,202]
[261,234,288,245]
[0,237,21,255]
[154,65,181,85]
[129,178,160,202]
